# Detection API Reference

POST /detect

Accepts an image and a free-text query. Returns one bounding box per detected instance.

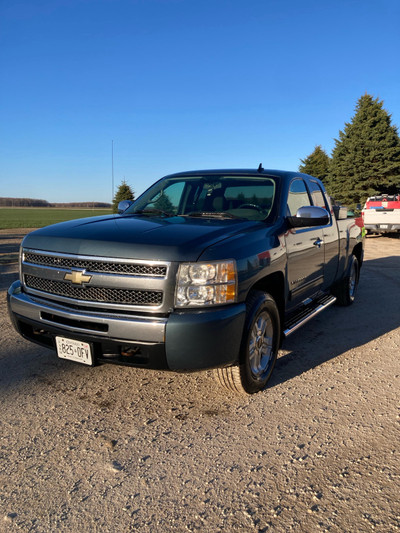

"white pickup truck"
[362,194,400,235]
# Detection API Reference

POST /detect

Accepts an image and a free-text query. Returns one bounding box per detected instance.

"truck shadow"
[270,255,400,388]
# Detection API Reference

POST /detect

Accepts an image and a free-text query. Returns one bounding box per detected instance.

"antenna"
[257,163,264,172]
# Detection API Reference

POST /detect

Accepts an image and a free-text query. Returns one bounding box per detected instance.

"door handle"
[313,238,324,248]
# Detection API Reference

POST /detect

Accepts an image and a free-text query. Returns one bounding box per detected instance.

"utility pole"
[111,140,114,204]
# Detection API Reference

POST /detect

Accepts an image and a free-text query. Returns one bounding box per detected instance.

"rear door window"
[308,180,327,208]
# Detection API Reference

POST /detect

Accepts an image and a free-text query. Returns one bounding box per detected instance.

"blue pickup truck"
[7,168,364,393]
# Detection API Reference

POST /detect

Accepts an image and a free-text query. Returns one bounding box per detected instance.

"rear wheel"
[334,255,359,306]
[214,291,280,394]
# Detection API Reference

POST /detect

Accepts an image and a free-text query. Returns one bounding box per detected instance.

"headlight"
[19,245,23,282]
[175,260,237,307]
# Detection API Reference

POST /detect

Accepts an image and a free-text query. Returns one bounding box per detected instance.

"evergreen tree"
[327,94,400,208]
[112,180,135,213]
[299,145,331,181]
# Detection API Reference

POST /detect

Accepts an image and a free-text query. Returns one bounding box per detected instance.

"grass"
[0,207,113,229]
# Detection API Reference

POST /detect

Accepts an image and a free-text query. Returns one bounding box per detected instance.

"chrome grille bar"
[23,250,168,277]
[25,275,163,306]
[21,249,172,311]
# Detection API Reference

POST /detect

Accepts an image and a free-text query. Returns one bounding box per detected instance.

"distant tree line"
[299,93,400,209]
[0,198,111,208]
[0,198,50,207]
[53,202,111,208]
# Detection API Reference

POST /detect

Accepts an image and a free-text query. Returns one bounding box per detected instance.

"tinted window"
[128,175,276,221]
[308,181,327,208]
[224,184,274,213]
[138,180,186,215]
[287,179,311,216]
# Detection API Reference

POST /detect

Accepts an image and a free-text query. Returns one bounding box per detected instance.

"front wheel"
[214,291,280,394]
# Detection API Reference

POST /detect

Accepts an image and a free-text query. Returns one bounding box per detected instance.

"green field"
[0,207,113,229]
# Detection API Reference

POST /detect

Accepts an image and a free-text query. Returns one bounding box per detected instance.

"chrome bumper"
[8,280,246,371]
[8,281,166,344]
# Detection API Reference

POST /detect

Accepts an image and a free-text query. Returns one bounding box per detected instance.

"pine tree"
[327,94,400,208]
[299,145,331,181]
[112,180,135,213]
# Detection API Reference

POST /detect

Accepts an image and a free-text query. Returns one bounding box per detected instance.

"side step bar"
[283,295,337,337]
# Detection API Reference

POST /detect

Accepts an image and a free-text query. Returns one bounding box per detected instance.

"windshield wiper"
[184,211,244,219]
[132,208,173,217]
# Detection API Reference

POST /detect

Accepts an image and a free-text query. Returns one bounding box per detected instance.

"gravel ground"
[0,232,399,532]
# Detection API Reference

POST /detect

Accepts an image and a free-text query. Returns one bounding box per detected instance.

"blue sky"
[1,0,399,203]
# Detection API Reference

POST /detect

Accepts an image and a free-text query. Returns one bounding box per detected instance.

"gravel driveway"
[1,233,399,532]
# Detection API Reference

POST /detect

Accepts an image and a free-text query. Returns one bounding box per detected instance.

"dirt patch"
[0,235,399,532]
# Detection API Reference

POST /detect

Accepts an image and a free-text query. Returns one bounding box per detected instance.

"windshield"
[124,175,277,221]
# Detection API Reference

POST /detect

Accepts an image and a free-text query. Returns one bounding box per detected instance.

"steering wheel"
[238,203,264,212]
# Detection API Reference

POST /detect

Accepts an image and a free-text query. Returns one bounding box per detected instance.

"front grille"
[25,275,163,306]
[24,252,167,277]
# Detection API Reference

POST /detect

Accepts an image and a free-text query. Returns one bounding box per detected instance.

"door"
[284,178,325,309]
[307,179,339,290]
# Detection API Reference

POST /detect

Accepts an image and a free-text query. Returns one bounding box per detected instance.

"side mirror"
[118,200,133,214]
[287,206,330,228]
[332,205,349,220]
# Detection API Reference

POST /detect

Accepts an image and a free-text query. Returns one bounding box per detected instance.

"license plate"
[380,224,389,229]
[56,337,93,365]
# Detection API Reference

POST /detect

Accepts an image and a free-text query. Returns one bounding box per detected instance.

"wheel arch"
[249,271,285,325]
[352,242,364,269]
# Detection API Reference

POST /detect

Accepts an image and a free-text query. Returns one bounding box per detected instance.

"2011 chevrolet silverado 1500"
[7,168,364,393]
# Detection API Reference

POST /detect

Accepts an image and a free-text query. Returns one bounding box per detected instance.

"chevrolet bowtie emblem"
[64,270,92,285]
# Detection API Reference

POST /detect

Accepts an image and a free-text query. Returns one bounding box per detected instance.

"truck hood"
[22,214,260,261]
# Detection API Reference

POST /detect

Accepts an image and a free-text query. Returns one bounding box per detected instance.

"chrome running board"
[283,295,337,337]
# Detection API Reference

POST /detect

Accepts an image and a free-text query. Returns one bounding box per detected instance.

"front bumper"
[7,281,246,371]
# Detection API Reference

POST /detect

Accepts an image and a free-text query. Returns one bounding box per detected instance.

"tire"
[334,255,359,306]
[214,291,280,394]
